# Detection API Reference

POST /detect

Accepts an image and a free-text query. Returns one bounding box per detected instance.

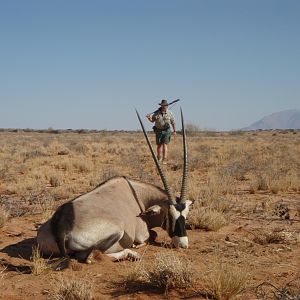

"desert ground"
[0,129,299,299]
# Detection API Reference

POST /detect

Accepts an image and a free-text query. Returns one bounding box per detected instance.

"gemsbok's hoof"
[126,250,141,261]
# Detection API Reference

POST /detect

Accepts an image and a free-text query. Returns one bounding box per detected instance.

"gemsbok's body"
[37,108,191,262]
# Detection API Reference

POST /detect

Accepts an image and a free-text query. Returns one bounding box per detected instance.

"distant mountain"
[242,109,300,130]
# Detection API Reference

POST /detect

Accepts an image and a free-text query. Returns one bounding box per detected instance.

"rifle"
[146,99,180,117]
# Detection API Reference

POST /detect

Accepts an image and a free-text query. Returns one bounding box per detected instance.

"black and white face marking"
[166,200,192,248]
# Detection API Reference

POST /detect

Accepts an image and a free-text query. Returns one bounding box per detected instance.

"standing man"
[146,99,176,164]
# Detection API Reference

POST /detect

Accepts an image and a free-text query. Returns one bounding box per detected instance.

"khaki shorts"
[155,128,172,145]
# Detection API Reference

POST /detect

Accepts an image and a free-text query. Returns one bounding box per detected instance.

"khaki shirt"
[152,109,175,130]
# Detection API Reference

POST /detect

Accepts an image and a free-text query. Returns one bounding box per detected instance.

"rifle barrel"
[146,99,180,116]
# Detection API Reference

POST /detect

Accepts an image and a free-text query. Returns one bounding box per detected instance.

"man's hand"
[173,131,177,137]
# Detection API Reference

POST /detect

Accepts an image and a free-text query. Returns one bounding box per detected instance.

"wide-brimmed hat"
[158,99,169,106]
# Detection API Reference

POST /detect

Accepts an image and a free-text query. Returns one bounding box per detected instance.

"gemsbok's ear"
[140,205,162,216]
[186,200,193,208]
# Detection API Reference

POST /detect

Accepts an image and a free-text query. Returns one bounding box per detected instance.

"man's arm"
[172,122,176,135]
[146,111,158,123]
[170,112,176,135]
[146,114,155,122]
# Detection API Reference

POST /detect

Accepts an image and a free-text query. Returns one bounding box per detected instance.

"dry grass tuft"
[123,259,146,285]
[0,267,6,284]
[208,170,236,195]
[188,183,232,231]
[123,251,195,294]
[188,207,228,231]
[52,275,93,300]
[30,246,51,275]
[73,159,93,173]
[196,187,233,213]
[38,196,55,222]
[202,261,249,300]
[49,172,63,187]
[0,205,9,228]
[145,251,195,292]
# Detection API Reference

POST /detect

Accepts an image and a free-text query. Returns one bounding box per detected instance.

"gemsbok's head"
[136,107,191,248]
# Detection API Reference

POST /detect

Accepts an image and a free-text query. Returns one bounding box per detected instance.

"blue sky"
[0,0,299,131]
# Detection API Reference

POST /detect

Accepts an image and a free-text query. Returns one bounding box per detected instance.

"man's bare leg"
[162,144,168,164]
[157,144,163,162]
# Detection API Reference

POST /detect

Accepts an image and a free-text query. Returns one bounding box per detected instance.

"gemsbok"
[37,108,191,262]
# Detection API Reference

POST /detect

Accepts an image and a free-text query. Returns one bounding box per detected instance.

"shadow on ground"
[0,238,36,261]
[0,258,31,274]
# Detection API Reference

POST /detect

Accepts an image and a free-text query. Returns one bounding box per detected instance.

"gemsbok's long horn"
[136,109,175,204]
[179,107,188,203]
